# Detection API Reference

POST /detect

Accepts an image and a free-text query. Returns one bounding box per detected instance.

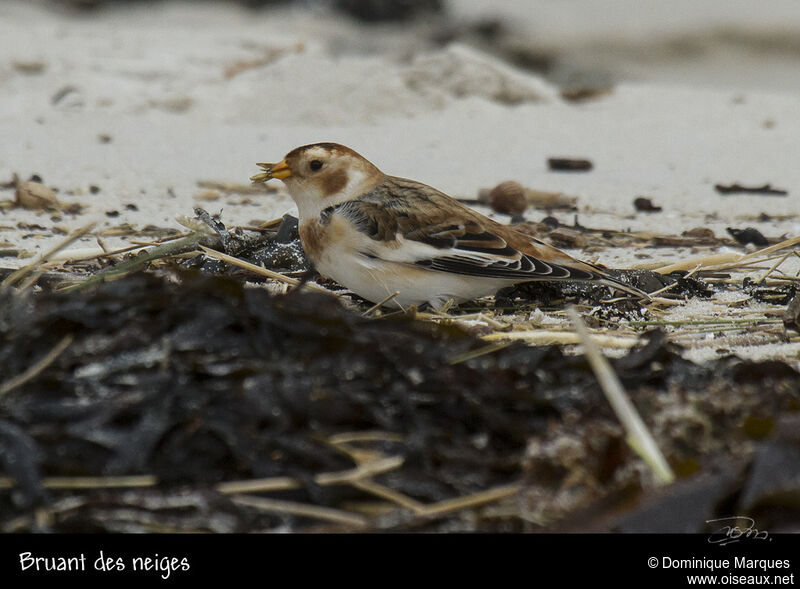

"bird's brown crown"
[284,142,367,162]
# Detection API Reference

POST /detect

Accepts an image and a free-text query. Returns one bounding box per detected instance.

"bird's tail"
[530,240,651,300]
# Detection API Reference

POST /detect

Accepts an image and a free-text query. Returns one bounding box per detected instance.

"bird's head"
[251,142,384,218]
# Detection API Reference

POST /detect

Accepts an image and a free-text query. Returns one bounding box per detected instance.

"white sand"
[1,1,798,362]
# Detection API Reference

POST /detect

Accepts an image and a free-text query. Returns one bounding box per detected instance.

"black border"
[2,533,798,584]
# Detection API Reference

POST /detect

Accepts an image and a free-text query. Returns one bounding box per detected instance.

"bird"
[250,142,648,309]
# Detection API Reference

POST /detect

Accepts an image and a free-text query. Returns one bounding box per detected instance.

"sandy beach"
[1,0,799,364]
[2,0,800,544]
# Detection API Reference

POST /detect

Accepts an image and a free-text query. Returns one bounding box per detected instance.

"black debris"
[547,158,593,172]
[727,227,768,246]
[333,0,444,22]
[633,197,662,212]
[715,183,788,196]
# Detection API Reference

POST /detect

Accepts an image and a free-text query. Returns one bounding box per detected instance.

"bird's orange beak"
[250,159,292,183]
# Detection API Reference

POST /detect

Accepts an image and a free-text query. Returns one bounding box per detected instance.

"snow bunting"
[251,142,647,308]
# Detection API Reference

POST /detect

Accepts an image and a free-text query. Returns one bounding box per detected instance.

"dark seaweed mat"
[0,272,799,532]
[496,268,713,309]
[0,271,592,530]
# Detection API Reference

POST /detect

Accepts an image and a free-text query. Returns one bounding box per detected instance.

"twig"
[62,241,170,263]
[567,307,674,484]
[18,262,60,291]
[315,456,404,486]
[0,334,74,397]
[449,341,513,365]
[420,311,509,330]
[216,477,301,495]
[755,251,792,284]
[327,431,405,445]
[473,313,510,330]
[701,254,789,273]
[0,475,156,490]
[641,281,679,299]
[626,318,779,328]
[350,480,427,512]
[674,332,780,348]
[2,222,97,287]
[652,252,741,274]
[199,246,333,295]
[233,217,286,232]
[230,495,368,528]
[482,330,639,348]
[438,298,456,314]
[735,235,800,263]
[217,456,403,494]
[633,263,704,301]
[60,231,207,292]
[415,484,521,518]
[652,237,800,275]
[363,291,400,316]
[130,232,194,245]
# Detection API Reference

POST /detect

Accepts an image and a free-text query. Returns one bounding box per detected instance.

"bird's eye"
[309,160,323,171]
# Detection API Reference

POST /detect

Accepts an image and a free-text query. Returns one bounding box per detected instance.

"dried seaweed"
[1,272,798,532]
[182,213,308,278]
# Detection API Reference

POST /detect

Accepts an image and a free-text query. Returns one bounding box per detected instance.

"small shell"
[14,175,60,211]
[487,181,527,216]
[479,181,577,210]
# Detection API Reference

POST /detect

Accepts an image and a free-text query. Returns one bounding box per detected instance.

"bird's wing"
[321,176,610,283]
